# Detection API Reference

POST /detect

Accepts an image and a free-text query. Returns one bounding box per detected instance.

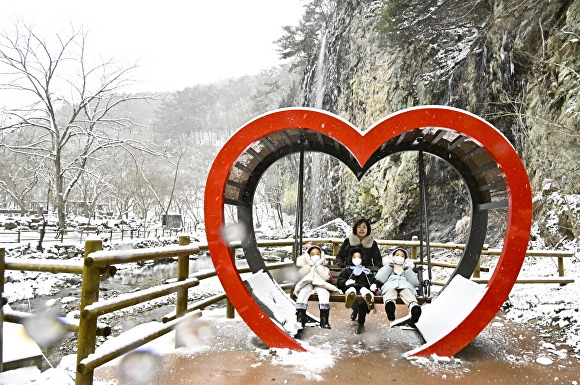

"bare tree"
[139,146,186,229]
[0,21,158,227]
[0,145,40,215]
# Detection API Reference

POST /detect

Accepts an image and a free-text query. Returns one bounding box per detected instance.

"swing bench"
[305,265,429,305]
[222,111,509,322]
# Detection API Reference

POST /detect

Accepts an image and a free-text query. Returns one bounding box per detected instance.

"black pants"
[351,299,369,325]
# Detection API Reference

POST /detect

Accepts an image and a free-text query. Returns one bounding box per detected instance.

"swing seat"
[305,265,428,305]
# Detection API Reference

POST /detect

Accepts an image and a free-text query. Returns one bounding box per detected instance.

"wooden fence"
[0,236,574,384]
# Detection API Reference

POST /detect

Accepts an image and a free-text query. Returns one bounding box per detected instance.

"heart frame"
[204,106,532,356]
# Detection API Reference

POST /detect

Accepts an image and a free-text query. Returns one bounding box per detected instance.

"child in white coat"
[294,244,340,329]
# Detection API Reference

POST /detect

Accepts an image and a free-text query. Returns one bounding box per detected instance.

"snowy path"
[91,303,580,385]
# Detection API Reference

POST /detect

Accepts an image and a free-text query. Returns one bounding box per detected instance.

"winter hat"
[307,244,324,256]
[390,247,409,259]
[391,247,408,275]
[348,246,363,259]
[306,244,326,264]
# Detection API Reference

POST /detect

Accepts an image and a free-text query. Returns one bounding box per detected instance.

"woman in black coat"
[335,218,382,267]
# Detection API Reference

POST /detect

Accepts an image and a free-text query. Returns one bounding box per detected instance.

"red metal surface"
[204,106,532,357]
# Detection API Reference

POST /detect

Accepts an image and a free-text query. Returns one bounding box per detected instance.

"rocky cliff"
[299,0,579,245]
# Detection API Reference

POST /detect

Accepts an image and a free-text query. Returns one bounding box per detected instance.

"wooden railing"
[0,235,574,383]
[0,236,291,384]
[231,235,573,284]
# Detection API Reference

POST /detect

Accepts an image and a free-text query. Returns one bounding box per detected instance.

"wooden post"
[226,247,236,319]
[290,236,296,263]
[75,239,103,385]
[474,244,488,279]
[332,235,340,257]
[558,256,566,286]
[175,235,190,348]
[558,256,565,277]
[473,259,481,278]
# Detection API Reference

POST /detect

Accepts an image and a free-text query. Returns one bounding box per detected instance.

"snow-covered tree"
[0,21,159,227]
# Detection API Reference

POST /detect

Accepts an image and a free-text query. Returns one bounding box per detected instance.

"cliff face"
[299,0,579,244]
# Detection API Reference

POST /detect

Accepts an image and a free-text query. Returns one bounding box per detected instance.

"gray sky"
[1,0,304,93]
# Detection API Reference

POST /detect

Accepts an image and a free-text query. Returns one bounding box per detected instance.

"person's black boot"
[296,308,306,327]
[356,301,367,334]
[385,300,396,321]
[410,303,422,324]
[351,301,360,321]
[319,308,331,329]
[350,309,357,321]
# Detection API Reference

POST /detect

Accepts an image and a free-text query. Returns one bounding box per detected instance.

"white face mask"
[393,255,405,265]
[352,257,362,266]
[310,255,321,263]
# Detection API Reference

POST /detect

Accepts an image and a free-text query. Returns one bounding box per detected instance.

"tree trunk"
[55,149,66,229]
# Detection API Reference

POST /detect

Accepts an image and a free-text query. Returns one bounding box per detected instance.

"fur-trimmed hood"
[382,247,415,270]
[294,253,340,294]
[297,246,328,267]
[348,233,375,249]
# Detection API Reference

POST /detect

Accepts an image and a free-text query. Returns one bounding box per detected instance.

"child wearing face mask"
[337,247,378,334]
[375,247,422,323]
[294,244,340,329]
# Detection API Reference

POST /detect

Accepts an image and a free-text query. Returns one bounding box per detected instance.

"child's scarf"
[352,265,370,275]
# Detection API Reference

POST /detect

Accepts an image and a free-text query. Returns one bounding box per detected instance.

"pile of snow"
[257,343,336,381]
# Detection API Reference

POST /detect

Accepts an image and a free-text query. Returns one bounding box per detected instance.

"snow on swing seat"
[411,275,486,347]
[244,270,300,336]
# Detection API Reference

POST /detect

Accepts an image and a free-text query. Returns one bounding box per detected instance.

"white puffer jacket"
[376,250,419,292]
[294,251,340,294]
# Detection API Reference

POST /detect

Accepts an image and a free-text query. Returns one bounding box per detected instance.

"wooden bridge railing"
[225,235,573,285]
[0,236,291,384]
[0,235,574,383]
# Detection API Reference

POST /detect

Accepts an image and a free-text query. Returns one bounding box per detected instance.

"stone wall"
[299,0,579,245]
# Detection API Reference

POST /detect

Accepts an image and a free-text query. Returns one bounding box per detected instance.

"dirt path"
[94,302,580,385]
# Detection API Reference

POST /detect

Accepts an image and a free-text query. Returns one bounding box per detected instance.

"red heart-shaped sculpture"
[204,106,532,356]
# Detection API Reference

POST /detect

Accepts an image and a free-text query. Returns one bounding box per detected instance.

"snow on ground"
[502,235,580,355]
